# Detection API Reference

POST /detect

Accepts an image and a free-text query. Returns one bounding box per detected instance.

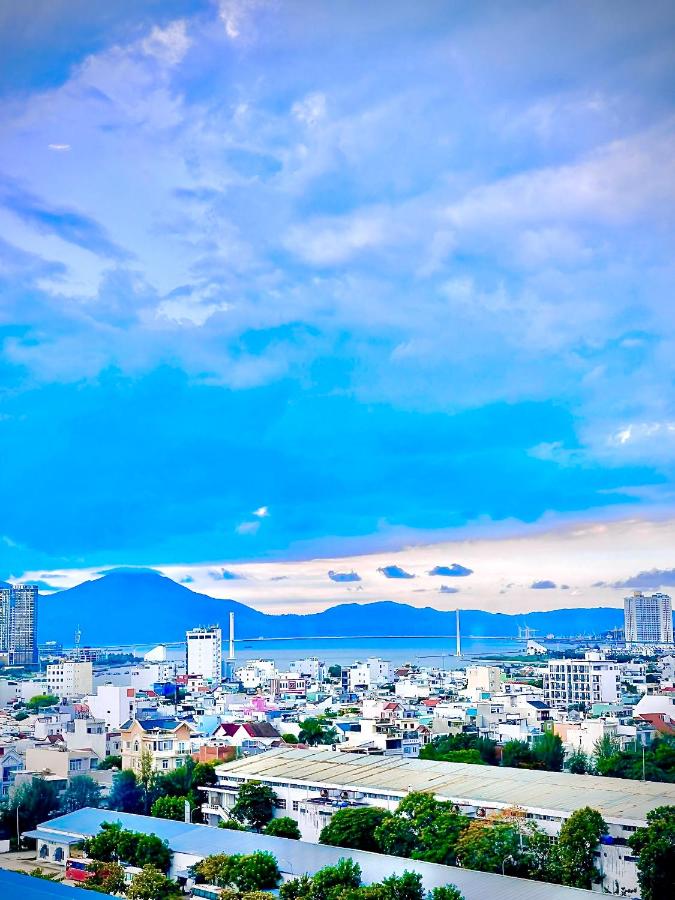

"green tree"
[127,864,180,899]
[593,733,622,776]
[231,781,277,831]
[60,775,103,813]
[137,748,157,813]
[218,817,246,830]
[328,665,342,679]
[533,732,564,772]
[565,747,590,774]
[420,734,497,765]
[83,860,126,895]
[234,852,281,891]
[152,795,188,821]
[107,769,143,813]
[456,820,526,875]
[380,872,424,900]
[264,816,301,839]
[320,806,392,852]
[501,740,538,769]
[26,694,59,710]
[374,792,468,865]
[311,858,361,900]
[1,777,61,836]
[282,733,299,744]
[629,805,675,900]
[553,806,607,889]
[430,888,464,900]
[96,755,122,770]
[195,852,280,891]
[298,717,339,746]
[85,822,172,873]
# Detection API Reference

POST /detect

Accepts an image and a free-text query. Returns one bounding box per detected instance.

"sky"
[2,1,675,614]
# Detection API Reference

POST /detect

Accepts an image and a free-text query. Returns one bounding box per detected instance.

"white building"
[64,716,107,759]
[624,591,673,645]
[235,659,277,690]
[46,661,93,698]
[543,652,620,709]
[186,626,222,682]
[466,666,501,699]
[290,657,326,682]
[84,684,137,729]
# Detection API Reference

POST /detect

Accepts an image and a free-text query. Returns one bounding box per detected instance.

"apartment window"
[275,799,287,810]
[162,759,169,769]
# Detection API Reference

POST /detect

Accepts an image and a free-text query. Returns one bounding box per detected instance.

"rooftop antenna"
[455,609,461,657]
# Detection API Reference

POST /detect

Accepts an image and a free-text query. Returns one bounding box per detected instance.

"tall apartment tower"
[624,591,673,645]
[0,583,39,666]
[186,625,222,681]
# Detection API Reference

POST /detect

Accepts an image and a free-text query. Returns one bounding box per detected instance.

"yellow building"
[120,717,194,773]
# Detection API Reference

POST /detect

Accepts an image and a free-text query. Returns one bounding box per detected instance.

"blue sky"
[2,1,675,610]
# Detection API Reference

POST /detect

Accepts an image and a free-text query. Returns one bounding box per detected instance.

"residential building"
[63,716,107,759]
[268,674,310,698]
[202,746,675,895]
[543,652,620,709]
[0,583,38,666]
[186,626,222,682]
[120,717,194,773]
[24,745,100,778]
[47,661,94,698]
[211,721,283,755]
[624,591,674,645]
[466,666,501,699]
[290,657,325,681]
[0,746,23,797]
[84,685,137,729]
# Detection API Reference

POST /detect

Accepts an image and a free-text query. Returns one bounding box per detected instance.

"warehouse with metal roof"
[209,745,674,824]
[20,806,597,900]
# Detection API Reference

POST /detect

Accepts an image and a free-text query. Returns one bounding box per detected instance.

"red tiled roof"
[638,712,675,735]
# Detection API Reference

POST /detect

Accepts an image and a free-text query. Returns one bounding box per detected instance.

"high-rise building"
[543,651,620,709]
[186,625,222,681]
[624,591,673,645]
[0,584,38,666]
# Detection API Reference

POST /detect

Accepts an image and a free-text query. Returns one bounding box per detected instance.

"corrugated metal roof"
[216,746,675,823]
[0,869,116,899]
[28,808,595,900]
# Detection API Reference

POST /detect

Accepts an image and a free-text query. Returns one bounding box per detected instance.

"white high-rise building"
[543,652,620,709]
[624,591,673,645]
[46,660,93,698]
[186,625,222,681]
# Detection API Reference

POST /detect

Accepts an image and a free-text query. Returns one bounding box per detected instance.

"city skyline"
[2,2,675,611]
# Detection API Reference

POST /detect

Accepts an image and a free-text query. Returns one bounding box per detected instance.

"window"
[292,801,299,811]
[275,798,287,809]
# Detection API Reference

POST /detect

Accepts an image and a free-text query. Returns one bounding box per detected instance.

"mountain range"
[35,570,631,647]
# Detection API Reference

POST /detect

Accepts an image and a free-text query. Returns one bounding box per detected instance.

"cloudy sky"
[2,1,675,613]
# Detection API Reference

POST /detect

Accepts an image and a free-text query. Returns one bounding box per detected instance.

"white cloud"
[21,516,675,615]
[253,506,270,518]
[236,520,260,535]
[47,143,70,152]
[142,20,191,65]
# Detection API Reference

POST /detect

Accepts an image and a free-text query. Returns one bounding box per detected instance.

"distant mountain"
[36,570,632,646]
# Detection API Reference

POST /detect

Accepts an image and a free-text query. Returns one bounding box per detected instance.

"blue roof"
[22,829,82,843]
[29,808,199,844]
[0,869,117,899]
[32,809,597,900]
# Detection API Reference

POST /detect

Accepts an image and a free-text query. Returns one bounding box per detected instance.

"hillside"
[36,570,630,646]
